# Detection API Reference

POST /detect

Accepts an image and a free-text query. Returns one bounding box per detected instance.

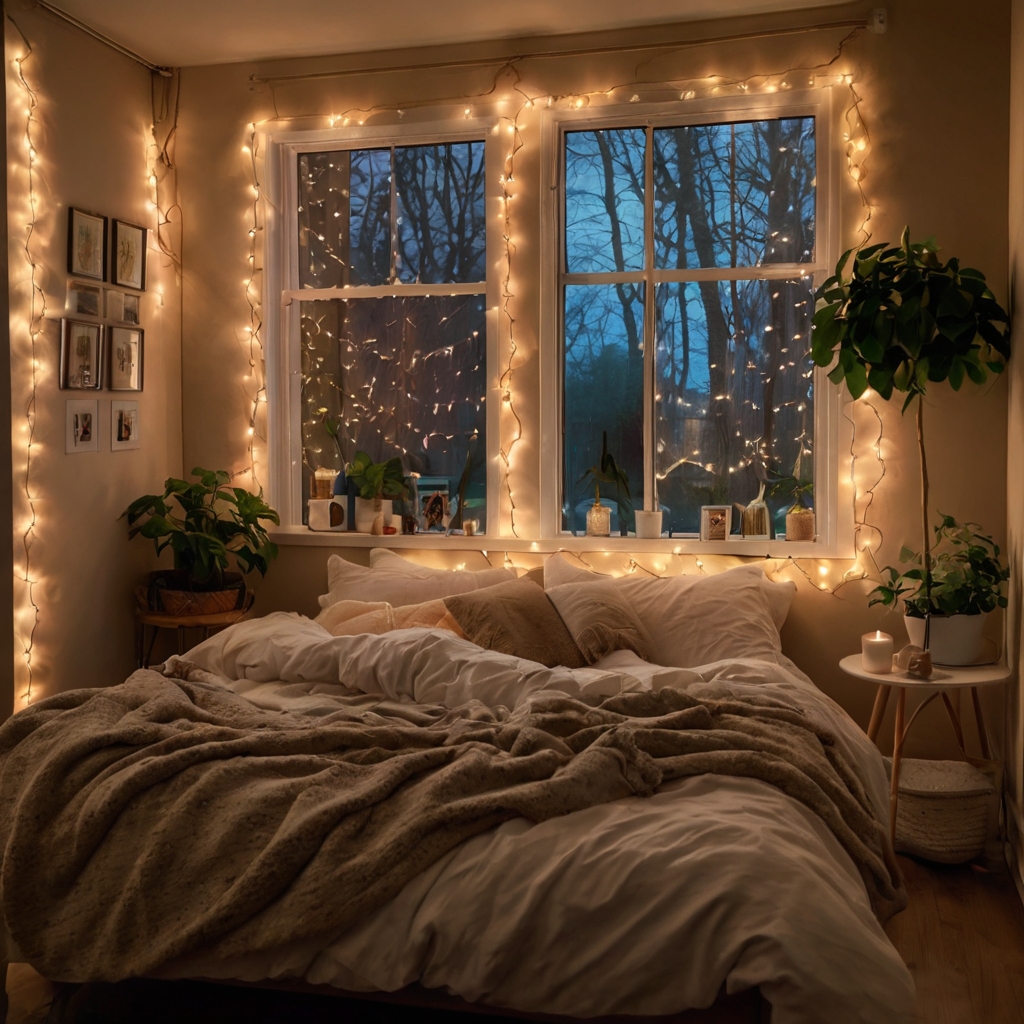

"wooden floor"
[6,855,1024,1023]
[885,856,1024,1023]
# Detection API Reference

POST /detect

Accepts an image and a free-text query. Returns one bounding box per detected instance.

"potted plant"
[123,467,280,615]
[347,450,408,533]
[768,467,814,542]
[813,229,1010,649]
[869,515,1009,665]
[579,431,632,537]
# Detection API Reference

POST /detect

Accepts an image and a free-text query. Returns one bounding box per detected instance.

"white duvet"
[151,613,913,1024]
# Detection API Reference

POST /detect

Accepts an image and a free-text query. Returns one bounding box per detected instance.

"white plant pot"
[904,612,990,666]
[355,497,393,533]
[634,510,663,539]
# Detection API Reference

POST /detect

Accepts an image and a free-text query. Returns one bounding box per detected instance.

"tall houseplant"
[812,230,1010,648]
[124,467,280,614]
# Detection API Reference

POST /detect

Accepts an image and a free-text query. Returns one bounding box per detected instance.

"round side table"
[838,654,1010,840]
[134,590,255,668]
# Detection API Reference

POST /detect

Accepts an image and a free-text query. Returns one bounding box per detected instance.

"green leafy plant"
[579,431,632,523]
[320,411,346,465]
[869,515,1009,618]
[123,468,280,588]
[347,450,408,501]
[812,230,1010,644]
[768,450,813,513]
[812,229,1009,408]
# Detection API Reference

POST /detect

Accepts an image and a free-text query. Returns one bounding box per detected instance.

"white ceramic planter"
[904,612,989,666]
[634,510,663,539]
[354,497,393,533]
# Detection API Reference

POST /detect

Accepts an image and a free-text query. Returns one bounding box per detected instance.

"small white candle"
[862,630,894,674]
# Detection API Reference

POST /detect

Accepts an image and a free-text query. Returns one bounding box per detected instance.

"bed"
[0,555,915,1024]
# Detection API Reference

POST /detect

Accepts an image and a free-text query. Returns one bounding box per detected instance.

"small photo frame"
[67,208,107,281]
[699,505,732,542]
[123,293,140,325]
[66,280,101,318]
[105,288,125,321]
[60,319,103,390]
[111,400,140,451]
[66,399,98,453]
[107,326,143,391]
[111,219,147,290]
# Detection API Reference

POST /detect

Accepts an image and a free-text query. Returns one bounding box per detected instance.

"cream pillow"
[542,555,796,632]
[546,580,654,664]
[319,554,516,609]
[368,548,517,585]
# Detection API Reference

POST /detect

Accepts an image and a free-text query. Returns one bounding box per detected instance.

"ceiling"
[43,0,855,68]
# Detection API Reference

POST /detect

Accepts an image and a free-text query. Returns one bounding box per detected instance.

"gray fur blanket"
[0,669,905,982]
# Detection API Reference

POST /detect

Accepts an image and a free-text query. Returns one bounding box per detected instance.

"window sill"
[270,526,833,558]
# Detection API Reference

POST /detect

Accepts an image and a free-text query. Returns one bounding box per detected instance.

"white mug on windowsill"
[634,510,663,539]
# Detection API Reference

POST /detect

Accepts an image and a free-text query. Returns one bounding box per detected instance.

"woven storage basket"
[884,757,994,864]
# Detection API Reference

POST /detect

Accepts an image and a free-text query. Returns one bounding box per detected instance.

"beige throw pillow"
[443,578,586,669]
[546,580,653,664]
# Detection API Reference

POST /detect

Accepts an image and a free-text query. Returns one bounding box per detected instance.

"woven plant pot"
[148,569,246,615]
[885,756,995,864]
[785,509,815,541]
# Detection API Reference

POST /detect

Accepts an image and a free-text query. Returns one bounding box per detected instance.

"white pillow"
[368,548,515,588]
[319,553,516,609]
[542,555,795,632]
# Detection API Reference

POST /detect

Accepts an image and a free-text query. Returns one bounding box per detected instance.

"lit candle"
[861,630,894,674]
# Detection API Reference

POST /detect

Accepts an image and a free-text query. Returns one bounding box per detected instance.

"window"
[555,104,828,542]
[279,128,493,533]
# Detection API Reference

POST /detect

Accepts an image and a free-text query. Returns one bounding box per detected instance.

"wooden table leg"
[867,684,891,743]
[940,692,968,757]
[144,625,159,669]
[889,687,906,841]
[177,626,186,656]
[971,686,991,760]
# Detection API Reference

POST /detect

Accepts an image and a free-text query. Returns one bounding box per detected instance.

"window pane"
[564,128,646,273]
[298,149,391,288]
[300,296,487,530]
[563,283,645,533]
[653,118,815,270]
[654,278,814,535]
[395,142,486,284]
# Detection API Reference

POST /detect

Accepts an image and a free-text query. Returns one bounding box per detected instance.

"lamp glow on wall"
[241,32,884,592]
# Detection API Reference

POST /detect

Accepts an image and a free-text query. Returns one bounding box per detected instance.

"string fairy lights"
[241,16,887,595]
[8,17,44,705]
[242,123,267,488]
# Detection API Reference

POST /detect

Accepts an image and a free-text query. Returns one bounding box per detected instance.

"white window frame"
[262,119,502,534]
[539,88,854,556]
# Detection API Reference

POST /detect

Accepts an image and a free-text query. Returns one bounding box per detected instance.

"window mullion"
[389,145,398,284]
[642,124,656,516]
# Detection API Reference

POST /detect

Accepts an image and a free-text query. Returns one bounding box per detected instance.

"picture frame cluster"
[62,208,146,454]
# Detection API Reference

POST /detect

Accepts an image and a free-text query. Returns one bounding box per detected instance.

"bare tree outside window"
[562,117,816,536]
[298,140,488,528]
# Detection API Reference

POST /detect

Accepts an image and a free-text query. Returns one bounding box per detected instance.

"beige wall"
[5,0,182,711]
[1008,0,1024,894]
[170,0,1010,759]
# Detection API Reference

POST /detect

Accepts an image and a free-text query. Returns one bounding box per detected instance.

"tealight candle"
[861,630,894,674]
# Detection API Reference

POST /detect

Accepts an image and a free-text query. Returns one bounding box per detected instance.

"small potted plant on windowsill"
[579,432,632,537]
[869,514,1009,665]
[123,467,280,615]
[347,450,409,534]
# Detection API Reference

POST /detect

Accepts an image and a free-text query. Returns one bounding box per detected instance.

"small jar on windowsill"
[785,507,815,542]
[586,502,611,537]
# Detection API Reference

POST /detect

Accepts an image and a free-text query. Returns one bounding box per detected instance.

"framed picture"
[699,505,732,542]
[105,288,124,321]
[111,400,140,451]
[67,208,107,281]
[65,399,99,453]
[66,280,101,318]
[111,219,147,290]
[107,326,143,390]
[123,293,140,325]
[60,319,103,389]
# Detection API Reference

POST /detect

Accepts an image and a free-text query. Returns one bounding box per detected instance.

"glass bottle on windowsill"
[586,501,611,537]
